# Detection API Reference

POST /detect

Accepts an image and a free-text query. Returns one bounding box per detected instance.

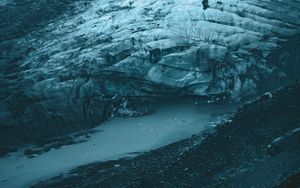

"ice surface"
[0,100,237,188]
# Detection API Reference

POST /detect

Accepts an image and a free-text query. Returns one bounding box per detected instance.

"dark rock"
[202,0,210,10]
[276,171,300,188]
[0,147,16,158]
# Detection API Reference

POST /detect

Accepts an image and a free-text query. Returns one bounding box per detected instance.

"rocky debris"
[112,98,155,117]
[23,137,78,158]
[34,83,300,188]
[21,129,99,158]
[202,0,210,10]
[1,0,300,146]
[0,147,16,158]
[267,127,300,156]
[276,171,300,188]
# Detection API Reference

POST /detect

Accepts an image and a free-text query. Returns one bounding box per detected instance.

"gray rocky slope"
[0,0,300,146]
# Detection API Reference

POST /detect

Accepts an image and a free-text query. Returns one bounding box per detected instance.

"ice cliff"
[0,0,299,145]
